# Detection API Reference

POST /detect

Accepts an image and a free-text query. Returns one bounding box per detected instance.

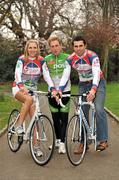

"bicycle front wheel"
[7,109,23,152]
[66,115,86,166]
[29,115,55,166]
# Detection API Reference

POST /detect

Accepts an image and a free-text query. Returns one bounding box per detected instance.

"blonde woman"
[12,39,54,155]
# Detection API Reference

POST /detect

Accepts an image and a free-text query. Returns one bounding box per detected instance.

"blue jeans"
[79,79,108,142]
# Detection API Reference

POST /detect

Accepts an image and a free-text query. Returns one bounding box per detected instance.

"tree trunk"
[100,44,109,80]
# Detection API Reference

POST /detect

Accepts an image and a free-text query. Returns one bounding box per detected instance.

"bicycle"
[7,90,55,166]
[65,93,97,166]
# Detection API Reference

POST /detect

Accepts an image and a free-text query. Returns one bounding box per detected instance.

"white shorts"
[12,86,20,97]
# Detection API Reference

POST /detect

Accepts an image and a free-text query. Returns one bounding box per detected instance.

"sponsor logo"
[48,60,55,65]
[54,63,65,69]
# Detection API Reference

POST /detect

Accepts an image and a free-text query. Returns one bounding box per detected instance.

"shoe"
[96,141,108,152]
[15,125,24,134]
[55,139,61,148]
[74,143,89,154]
[49,139,61,150]
[34,146,43,157]
[58,142,66,154]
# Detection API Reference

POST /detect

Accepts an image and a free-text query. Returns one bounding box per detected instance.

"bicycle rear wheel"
[66,115,86,166]
[7,109,23,152]
[29,115,55,166]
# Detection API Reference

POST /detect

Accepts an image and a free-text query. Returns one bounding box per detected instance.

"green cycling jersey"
[45,52,71,92]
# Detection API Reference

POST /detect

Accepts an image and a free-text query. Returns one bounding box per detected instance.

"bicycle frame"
[75,95,96,148]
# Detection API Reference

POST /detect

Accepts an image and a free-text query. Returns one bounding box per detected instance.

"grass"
[105,82,119,117]
[0,96,21,130]
[0,81,119,130]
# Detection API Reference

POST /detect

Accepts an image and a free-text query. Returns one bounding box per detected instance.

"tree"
[81,0,119,79]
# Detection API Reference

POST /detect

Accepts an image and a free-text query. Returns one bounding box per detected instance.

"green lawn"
[0,95,21,130]
[105,82,119,117]
[0,81,119,130]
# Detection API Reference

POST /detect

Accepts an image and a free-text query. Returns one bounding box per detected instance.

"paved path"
[0,97,119,180]
[0,115,119,180]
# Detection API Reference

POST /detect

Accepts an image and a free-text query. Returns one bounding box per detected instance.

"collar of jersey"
[28,56,36,60]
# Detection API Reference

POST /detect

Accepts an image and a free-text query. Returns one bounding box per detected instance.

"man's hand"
[87,89,95,102]
[51,89,62,104]
[51,89,57,98]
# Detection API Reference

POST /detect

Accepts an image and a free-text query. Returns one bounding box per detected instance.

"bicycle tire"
[66,114,87,166]
[94,113,97,150]
[29,114,55,166]
[7,109,23,152]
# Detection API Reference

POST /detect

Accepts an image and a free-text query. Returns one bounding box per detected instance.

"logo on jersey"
[93,58,99,67]
[53,63,65,69]
[24,62,41,75]
[48,60,55,65]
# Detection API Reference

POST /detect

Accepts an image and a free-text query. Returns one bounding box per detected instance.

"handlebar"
[28,90,90,108]
[58,93,92,108]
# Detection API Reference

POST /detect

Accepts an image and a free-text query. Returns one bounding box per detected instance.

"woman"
[12,39,54,155]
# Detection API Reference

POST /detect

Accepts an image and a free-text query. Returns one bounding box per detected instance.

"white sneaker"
[15,125,24,134]
[49,139,61,150]
[34,146,43,157]
[55,139,61,148]
[58,142,66,154]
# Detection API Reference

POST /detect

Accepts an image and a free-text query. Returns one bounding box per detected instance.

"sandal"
[96,141,108,152]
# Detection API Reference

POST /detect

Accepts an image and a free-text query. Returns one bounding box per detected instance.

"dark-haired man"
[62,36,108,153]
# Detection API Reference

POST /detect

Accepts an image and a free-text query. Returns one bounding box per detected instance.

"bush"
[0,36,21,82]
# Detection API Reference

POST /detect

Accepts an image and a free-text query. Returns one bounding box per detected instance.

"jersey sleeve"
[91,55,101,92]
[59,61,71,91]
[42,62,55,90]
[14,58,24,88]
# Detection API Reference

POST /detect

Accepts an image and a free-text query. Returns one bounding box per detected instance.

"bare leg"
[15,91,33,126]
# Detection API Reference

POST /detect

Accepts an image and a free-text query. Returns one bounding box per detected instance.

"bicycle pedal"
[87,139,92,145]
[18,136,23,143]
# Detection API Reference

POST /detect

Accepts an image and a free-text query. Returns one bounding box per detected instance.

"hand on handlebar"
[87,89,95,102]
[51,89,62,104]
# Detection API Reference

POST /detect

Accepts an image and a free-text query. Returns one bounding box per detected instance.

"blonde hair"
[48,36,62,46]
[24,39,40,60]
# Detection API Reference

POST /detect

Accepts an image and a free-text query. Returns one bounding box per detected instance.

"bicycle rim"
[7,109,23,152]
[29,115,55,166]
[94,114,97,150]
[66,115,86,166]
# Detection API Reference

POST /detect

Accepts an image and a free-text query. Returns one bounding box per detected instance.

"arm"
[14,59,24,88]
[91,56,101,92]
[87,55,101,102]
[14,58,28,94]
[42,61,55,91]
[59,60,71,91]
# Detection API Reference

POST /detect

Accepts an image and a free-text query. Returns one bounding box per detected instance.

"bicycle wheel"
[94,113,97,150]
[29,114,55,166]
[66,115,87,166]
[7,109,23,152]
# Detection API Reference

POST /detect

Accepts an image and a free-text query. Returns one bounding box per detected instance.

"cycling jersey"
[13,55,54,91]
[60,50,104,92]
[45,53,71,92]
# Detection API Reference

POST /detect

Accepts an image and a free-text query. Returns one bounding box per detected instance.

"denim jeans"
[79,79,108,142]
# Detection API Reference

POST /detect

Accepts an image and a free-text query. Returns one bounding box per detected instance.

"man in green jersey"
[45,36,71,154]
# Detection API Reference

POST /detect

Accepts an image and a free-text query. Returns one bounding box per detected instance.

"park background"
[0,0,119,130]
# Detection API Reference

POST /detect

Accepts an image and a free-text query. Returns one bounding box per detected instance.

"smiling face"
[73,40,86,56]
[27,42,38,58]
[49,40,62,56]
[24,39,40,59]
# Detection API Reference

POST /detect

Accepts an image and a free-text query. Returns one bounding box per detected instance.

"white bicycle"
[7,91,55,166]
